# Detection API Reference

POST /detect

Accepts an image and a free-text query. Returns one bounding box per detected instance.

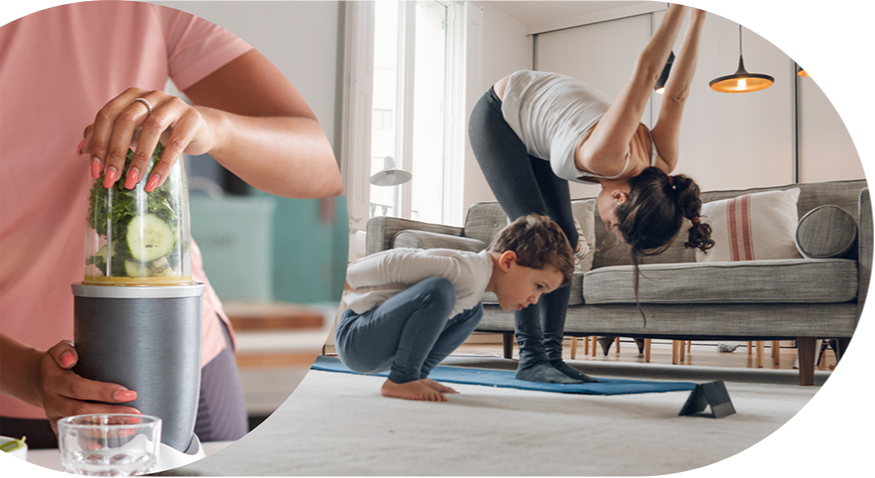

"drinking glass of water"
[58,414,161,476]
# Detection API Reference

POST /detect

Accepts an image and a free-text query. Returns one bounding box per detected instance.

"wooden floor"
[454,337,838,372]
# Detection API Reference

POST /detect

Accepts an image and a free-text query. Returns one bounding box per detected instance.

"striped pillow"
[696,188,802,262]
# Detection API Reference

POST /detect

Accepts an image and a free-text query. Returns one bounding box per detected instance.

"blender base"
[153,434,206,473]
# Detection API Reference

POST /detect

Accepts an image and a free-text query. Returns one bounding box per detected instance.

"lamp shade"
[709,56,774,93]
[710,25,774,94]
[369,156,412,187]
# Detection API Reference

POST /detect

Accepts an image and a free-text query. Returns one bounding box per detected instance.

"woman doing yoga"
[468,5,713,384]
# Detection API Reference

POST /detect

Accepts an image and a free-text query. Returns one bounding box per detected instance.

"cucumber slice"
[150,257,174,276]
[126,214,176,262]
[124,260,151,277]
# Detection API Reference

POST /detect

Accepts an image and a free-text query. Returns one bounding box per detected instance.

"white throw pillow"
[571,199,596,272]
[696,188,802,262]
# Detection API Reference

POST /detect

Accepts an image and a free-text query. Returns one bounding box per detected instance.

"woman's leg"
[531,160,598,383]
[335,277,456,385]
[468,88,580,384]
[194,316,249,442]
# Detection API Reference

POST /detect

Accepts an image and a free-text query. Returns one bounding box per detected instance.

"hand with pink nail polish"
[40,340,141,434]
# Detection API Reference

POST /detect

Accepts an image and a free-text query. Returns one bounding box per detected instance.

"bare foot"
[381,379,447,402]
[421,378,459,394]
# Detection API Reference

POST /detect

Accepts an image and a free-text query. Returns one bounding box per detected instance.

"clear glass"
[58,414,161,476]
[83,130,192,285]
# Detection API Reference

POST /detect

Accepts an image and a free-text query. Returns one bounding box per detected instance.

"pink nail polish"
[77,139,86,156]
[60,352,75,368]
[91,159,102,179]
[125,167,140,189]
[103,167,118,188]
[145,174,160,192]
[115,390,137,401]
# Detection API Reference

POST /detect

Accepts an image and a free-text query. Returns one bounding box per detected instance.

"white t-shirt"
[344,248,494,317]
[501,70,615,183]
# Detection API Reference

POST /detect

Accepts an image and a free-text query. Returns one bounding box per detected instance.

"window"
[346,0,462,226]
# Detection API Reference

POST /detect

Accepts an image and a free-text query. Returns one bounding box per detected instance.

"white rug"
[164,357,828,476]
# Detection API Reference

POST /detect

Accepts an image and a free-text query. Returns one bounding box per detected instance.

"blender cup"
[83,130,192,285]
[72,132,205,460]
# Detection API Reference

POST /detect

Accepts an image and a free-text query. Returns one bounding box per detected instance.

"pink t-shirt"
[0,2,252,419]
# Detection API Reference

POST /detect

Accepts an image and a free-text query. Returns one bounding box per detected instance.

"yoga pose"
[467,5,713,384]
[337,215,575,401]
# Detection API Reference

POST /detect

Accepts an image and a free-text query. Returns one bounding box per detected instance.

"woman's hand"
[81,87,217,192]
[39,341,141,434]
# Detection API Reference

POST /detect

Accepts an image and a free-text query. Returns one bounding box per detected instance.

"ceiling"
[487,1,656,27]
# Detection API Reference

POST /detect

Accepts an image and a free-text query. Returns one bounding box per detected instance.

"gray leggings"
[336,277,483,384]
[467,87,577,362]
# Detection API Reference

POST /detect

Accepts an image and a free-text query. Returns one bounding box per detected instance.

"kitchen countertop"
[22,440,233,473]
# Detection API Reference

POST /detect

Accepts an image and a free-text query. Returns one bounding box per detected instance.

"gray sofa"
[366,179,870,385]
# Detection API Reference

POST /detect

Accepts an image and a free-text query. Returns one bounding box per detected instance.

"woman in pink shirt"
[0,2,343,448]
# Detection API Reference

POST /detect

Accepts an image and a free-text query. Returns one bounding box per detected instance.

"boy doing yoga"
[336,214,579,402]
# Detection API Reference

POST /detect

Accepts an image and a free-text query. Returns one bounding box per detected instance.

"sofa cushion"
[697,188,802,262]
[795,206,858,259]
[583,259,857,304]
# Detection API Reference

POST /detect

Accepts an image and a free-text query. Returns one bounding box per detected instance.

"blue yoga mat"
[311,356,696,396]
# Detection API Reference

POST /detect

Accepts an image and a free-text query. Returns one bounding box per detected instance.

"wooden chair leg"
[502,332,514,359]
[756,341,764,368]
[772,340,781,366]
[644,339,651,363]
[570,337,578,360]
[797,337,816,386]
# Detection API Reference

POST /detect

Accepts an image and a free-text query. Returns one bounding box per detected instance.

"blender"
[71,131,206,471]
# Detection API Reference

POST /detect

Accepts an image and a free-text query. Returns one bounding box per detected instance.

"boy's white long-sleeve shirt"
[344,248,494,316]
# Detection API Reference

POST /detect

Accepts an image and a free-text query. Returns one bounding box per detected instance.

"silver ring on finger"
[133,97,153,115]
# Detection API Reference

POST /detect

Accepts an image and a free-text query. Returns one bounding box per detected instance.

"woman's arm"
[576,4,687,175]
[1,335,140,433]
[85,49,343,199]
[184,50,343,198]
[650,8,706,173]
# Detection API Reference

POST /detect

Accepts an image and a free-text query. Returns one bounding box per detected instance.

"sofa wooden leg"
[756,341,764,368]
[583,336,590,355]
[836,337,851,362]
[678,340,686,363]
[570,337,578,359]
[798,337,816,386]
[772,340,781,366]
[591,336,598,357]
[644,339,651,363]
[502,332,514,359]
[671,341,679,364]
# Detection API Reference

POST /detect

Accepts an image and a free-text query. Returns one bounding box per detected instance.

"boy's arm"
[345,250,459,289]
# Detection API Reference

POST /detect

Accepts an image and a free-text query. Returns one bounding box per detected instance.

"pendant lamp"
[369,156,412,187]
[654,51,675,94]
[709,25,774,93]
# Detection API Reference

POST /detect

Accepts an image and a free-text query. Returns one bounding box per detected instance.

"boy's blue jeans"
[336,277,484,384]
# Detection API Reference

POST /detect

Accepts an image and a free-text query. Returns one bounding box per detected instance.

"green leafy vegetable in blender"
[87,143,180,277]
